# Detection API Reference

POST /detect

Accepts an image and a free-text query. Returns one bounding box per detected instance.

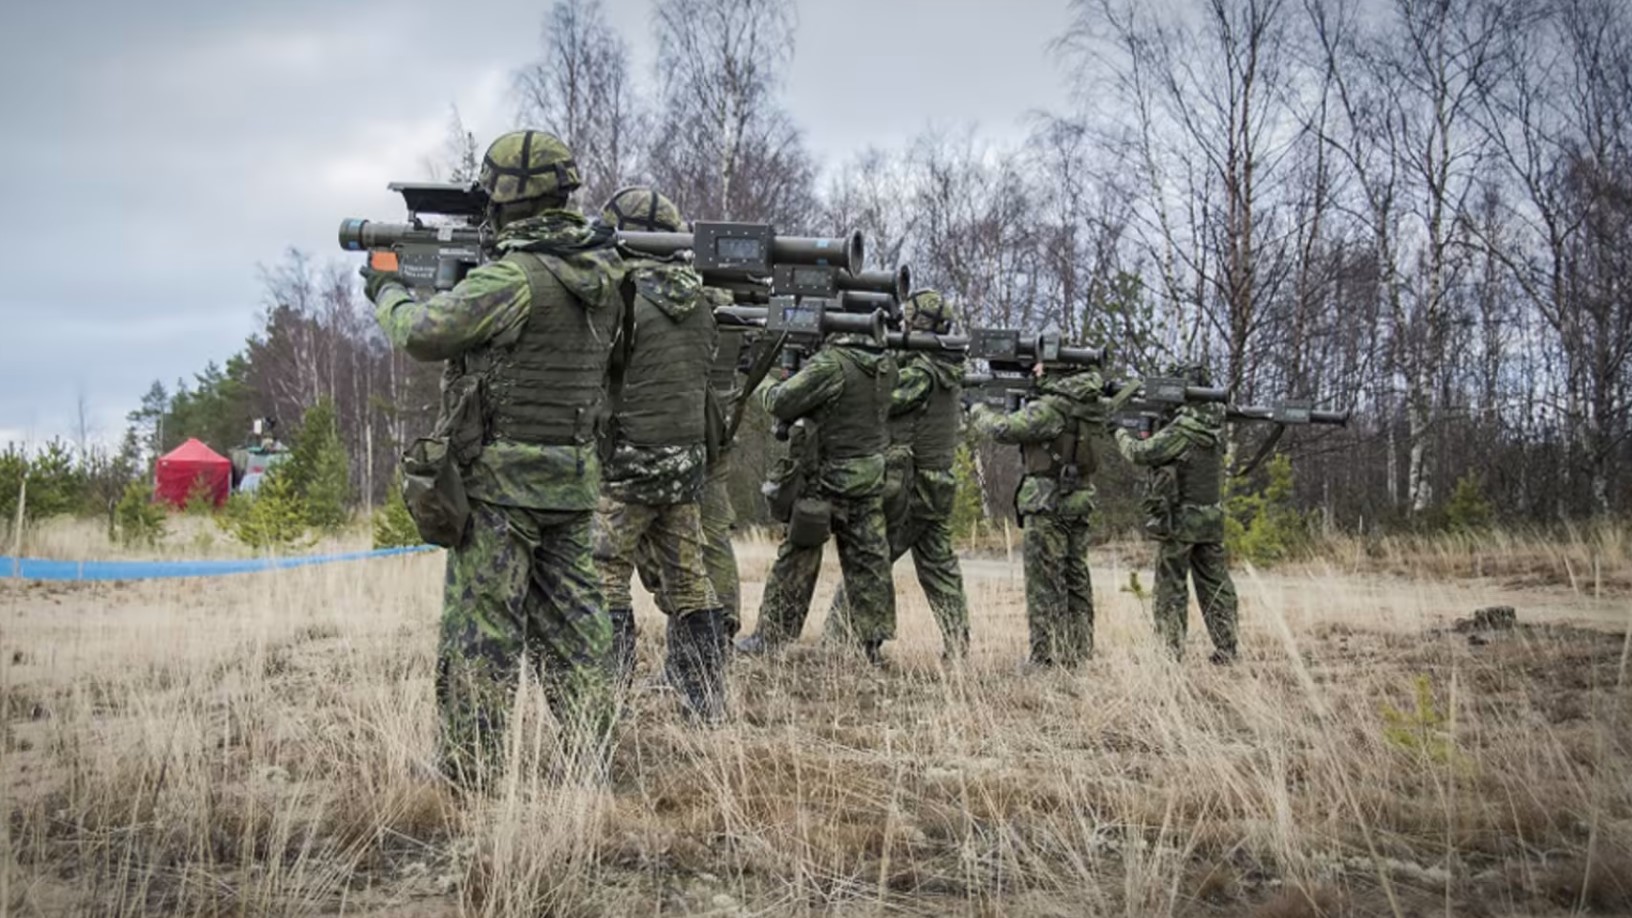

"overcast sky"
[0,0,1074,449]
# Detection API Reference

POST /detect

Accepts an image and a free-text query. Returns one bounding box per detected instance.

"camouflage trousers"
[828,470,969,654]
[596,498,719,617]
[636,454,740,632]
[438,500,615,782]
[757,495,895,646]
[1152,539,1238,658]
[1022,513,1095,666]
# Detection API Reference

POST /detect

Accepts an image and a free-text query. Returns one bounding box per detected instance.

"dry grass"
[2,521,1630,916]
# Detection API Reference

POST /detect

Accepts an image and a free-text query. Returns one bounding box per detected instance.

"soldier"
[634,283,743,642]
[736,333,899,665]
[1114,363,1239,664]
[361,129,622,783]
[969,359,1105,667]
[826,290,970,659]
[592,186,729,723]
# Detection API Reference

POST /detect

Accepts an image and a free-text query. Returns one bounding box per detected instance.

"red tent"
[154,438,232,509]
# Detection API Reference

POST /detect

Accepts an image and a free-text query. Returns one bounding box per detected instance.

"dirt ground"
[2,541,1630,916]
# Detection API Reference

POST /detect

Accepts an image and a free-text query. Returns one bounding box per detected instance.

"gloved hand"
[359,263,404,302]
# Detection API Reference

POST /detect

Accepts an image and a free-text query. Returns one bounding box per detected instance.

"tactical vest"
[474,250,620,446]
[617,274,714,447]
[890,359,962,471]
[817,348,892,460]
[1173,439,1223,505]
[1021,396,1098,480]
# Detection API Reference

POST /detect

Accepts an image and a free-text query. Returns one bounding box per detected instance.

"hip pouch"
[401,373,485,548]
[788,497,833,548]
[401,437,470,548]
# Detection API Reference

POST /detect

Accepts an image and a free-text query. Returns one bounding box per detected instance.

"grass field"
[2,521,1630,916]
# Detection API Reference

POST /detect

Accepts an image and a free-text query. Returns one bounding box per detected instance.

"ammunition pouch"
[882,444,914,524]
[400,374,484,548]
[788,497,833,548]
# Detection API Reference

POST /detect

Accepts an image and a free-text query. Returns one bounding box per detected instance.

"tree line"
[10,0,1627,543]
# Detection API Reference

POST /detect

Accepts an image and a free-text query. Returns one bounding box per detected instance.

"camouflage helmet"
[601,186,687,233]
[904,289,953,333]
[1165,360,1212,387]
[478,130,580,205]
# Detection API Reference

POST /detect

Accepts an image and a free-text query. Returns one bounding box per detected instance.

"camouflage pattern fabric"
[1114,405,1227,543]
[970,372,1104,664]
[372,210,622,512]
[827,467,969,654]
[758,494,895,645]
[479,129,580,204]
[637,453,741,632]
[1153,540,1238,657]
[594,497,718,616]
[603,442,708,506]
[438,500,614,781]
[756,347,891,499]
[1022,512,1095,665]
[1115,404,1239,659]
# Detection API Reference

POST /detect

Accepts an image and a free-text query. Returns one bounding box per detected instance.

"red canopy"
[154,438,232,509]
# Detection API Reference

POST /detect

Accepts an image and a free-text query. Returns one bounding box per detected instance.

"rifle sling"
[726,329,790,445]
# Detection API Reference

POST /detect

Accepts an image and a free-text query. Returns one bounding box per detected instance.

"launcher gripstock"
[339,180,873,292]
[713,301,887,343]
[959,328,1107,410]
[1112,390,1351,438]
[968,327,1107,372]
[337,182,490,292]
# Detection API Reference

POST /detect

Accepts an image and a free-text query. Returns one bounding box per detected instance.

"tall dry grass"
[1,522,1629,915]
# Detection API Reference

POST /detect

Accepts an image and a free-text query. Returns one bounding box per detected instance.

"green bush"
[282,398,351,533]
[114,481,167,547]
[1444,472,1493,533]
[949,442,985,543]
[1226,454,1310,565]
[372,473,422,549]
[183,475,219,516]
[0,439,84,524]
[220,469,311,551]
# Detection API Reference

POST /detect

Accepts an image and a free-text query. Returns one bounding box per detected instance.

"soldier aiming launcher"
[338,181,906,302]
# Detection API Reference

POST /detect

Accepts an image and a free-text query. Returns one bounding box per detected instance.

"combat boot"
[861,639,886,667]
[667,609,728,724]
[608,607,637,689]
[1208,648,1237,666]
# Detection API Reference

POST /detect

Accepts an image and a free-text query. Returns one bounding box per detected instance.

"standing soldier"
[827,290,970,659]
[736,334,899,665]
[969,360,1105,667]
[635,283,743,642]
[593,186,729,723]
[361,129,622,783]
[1114,364,1239,664]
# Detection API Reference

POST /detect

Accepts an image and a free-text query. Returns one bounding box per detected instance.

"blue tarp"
[3,545,436,582]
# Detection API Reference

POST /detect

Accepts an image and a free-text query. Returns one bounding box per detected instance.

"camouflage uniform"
[827,291,970,657]
[1115,402,1239,661]
[368,130,621,780]
[971,368,1106,666]
[741,341,898,661]
[590,187,726,720]
[636,285,743,635]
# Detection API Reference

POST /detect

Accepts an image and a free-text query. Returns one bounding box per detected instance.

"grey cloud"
[0,0,1071,446]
